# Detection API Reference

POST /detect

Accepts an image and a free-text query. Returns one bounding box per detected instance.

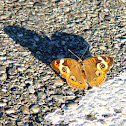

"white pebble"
[28,85,35,93]
[6,108,15,114]
[0,102,6,107]
[30,105,40,114]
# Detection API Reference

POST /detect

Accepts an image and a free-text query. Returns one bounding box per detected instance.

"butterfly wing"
[82,56,113,87]
[51,58,88,89]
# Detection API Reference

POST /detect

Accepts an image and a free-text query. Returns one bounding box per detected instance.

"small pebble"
[53,78,64,87]
[28,85,35,93]
[0,73,7,81]
[114,109,122,113]
[0,102,6,107]
[17,66,26,72]
[99,46,107,50]
[21,106,30,114]
[30,105,40,114]
[0,65,6,74]
[86,114,97,121]
[65,102,78,108]
[6,108,15,114]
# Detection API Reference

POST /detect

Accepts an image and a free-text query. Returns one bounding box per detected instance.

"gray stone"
[30,105,40,114]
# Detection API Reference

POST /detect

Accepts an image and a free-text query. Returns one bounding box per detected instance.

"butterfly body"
[51,56,113,90]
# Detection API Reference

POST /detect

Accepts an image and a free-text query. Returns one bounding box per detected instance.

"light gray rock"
[30,105,40,114]
[28,85,35,93]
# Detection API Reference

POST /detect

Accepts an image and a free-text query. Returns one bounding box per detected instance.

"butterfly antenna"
[68,49,81,60]
[81,46,89,59]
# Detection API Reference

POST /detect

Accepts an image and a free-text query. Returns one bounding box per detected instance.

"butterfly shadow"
[4,25,92,65]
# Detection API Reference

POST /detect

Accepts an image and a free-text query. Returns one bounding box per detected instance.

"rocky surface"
[0,0,126,125]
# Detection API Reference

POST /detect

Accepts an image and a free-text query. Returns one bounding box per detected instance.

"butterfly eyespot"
[70,76,76,82]
[78,81,82,84]
[100,63,105,69]
[62,67,67,73]
[95,71,101,77]
[94,78,97,81]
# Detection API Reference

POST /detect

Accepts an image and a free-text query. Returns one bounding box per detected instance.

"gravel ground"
[0,0,126,125]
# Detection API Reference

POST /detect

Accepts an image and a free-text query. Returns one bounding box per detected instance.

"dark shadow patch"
[4,25,91,65]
